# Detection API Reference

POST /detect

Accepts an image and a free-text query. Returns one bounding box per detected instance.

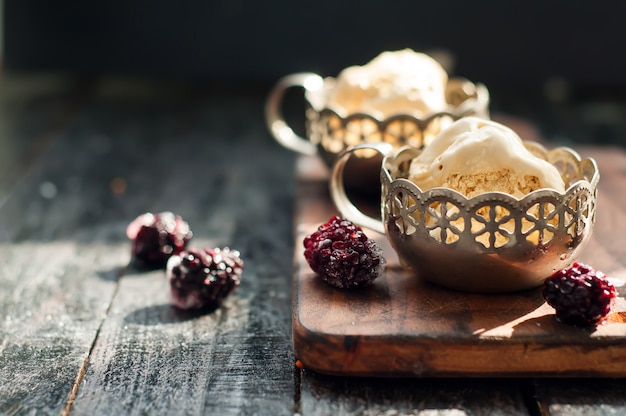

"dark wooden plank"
[67,84,298,415]
[0,76,127,415]
[4,74,626,415]
[0,74,93,206]
[533,378,626,416]
[300,371,534,415]
[0,242,124,416]
[1,79,298,415]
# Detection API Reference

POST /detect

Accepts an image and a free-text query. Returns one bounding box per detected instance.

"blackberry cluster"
[126,212,192,269]
[167,247,243,310]
[303,216,385,289]
[542,262,616,327]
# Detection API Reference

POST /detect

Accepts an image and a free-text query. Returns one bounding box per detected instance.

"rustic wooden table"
[1,74,626,415]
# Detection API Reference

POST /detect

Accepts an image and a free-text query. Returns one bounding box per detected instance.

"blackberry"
[542,262,616,327]
[303,216,385,289]
[167,247,243,310]
[126,212,192,269]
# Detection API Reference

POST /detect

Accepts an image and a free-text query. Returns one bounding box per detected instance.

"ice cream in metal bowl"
[265,49,490,191]
[331,118,599,293]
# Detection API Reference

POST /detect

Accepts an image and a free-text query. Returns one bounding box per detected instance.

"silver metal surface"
[331,142,599,293]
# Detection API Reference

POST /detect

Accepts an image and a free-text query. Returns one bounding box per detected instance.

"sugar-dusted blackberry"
[126,212,192,269]
[542,262,616,327]
[167,247,243,310]
[303,216,385,289]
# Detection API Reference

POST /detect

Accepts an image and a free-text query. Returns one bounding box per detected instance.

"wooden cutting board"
[292,146,626,377]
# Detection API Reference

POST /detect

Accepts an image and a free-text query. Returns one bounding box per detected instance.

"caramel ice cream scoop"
[408,117,565,198]
[328,49,449,119]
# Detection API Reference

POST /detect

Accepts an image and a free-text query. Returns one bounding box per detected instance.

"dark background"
[5,1,626,90]
[4,0,626,145]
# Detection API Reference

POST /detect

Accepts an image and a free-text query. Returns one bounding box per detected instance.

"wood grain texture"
[293,146,626,377]
[533,378,626,415]
[300,372,533,416]
[0,75,122,416]
[63,86,298,415]
[0,241,123,416]
[4,73,626,415]
[0,74,92,207]
[0,79,298,415]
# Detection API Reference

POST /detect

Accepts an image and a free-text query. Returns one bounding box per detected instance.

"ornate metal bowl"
[265,72,490,191]
[331,142,599,293]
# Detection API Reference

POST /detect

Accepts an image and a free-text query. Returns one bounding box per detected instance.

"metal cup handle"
[330,142,394,235]
[264,72,324,156]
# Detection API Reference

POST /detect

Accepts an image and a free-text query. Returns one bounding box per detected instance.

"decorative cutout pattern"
[310,111,458,157]
[382,146,599,254]
[305,78,489,158]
